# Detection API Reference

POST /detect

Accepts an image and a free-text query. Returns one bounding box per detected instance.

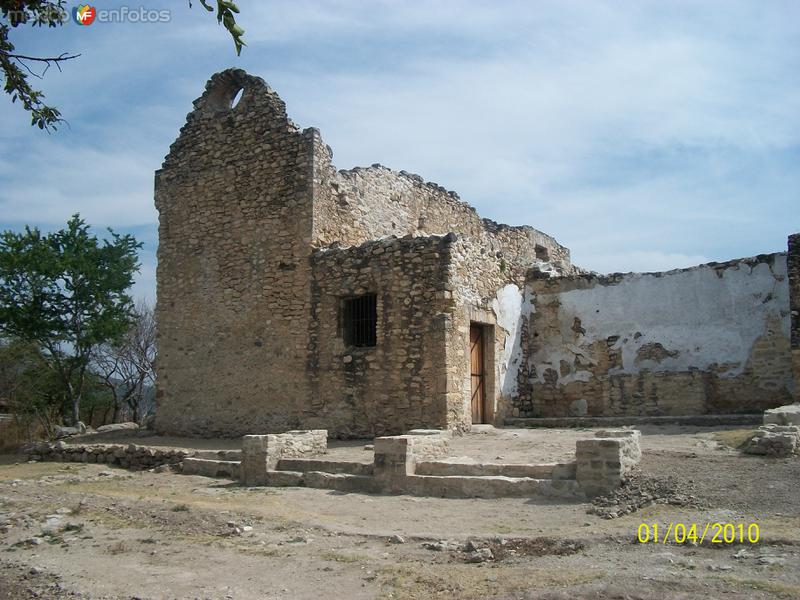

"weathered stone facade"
[155,69,574,438]
[155,70,316,436]
[307,235,452,436]
[155,69,797,436]
[521,254,794,418]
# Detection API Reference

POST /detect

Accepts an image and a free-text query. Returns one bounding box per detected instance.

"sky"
[1,0,798,303]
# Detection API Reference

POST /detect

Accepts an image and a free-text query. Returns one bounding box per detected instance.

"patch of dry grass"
[320,550,370,563]
[712,429,757,450]
[238,546,281,558]
[713,575,800,598]
[0,461,71,480]
[377,563,606,600]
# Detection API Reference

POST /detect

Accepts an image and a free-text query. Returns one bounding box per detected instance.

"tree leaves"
[2,0,247,132]
[0,2,70,131]
[0,215,142,424]
[192,0,246,55]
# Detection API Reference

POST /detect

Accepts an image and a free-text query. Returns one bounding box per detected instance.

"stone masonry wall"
[444,232,579,429]
[26,442,190,470]
[241,430,327,485]
[521,254,794,418]
[308,235,453,437]
[789,234,800,401]
[155,69,581,438]
[444,237,532,428]
[309,135,576,275]
[154,70,317,436]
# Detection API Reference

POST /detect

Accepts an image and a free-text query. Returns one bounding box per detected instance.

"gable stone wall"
[153,69,579,438]
[154,70,317,436]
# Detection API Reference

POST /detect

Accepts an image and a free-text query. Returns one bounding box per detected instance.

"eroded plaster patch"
[491,283,531,396]
[530,257,790,385]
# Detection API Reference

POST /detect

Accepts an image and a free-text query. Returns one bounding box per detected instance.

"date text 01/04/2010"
[637,523,760,545]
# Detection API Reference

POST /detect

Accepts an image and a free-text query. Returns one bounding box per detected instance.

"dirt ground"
[1,425,799,600]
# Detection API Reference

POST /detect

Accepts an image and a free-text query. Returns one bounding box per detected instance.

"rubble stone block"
[764,404,800,426]
[744,424,799,457]
[595,429,642,473]
[575,438,624,498]
[374,436,415,485]
[241,435,269,486]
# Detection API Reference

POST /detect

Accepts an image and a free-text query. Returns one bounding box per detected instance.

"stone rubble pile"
[588,472,704,519]
[421,536,584,563]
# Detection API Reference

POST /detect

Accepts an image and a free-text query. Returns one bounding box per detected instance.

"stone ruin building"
[154,69,800,439]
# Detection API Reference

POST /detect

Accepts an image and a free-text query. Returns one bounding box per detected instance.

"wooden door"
[470,324,485,423]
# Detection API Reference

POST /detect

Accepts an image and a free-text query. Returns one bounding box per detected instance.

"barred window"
[343,294,377,347]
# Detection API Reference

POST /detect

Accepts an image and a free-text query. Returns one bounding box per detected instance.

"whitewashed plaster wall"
[530,255,790,385]
[490,283,530,397]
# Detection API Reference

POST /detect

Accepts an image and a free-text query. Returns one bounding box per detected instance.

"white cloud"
[0,141,158,227]
[1,0,798,298]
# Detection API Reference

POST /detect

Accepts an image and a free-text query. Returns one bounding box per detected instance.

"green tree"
[0,337,63,438]
[0,215,141,425]
[1,0,245,131]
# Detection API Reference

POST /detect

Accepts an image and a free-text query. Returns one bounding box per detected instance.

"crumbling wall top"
[158,68,301,176]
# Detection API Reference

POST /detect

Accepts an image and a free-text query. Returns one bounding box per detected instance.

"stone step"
[414,460,576,480]
[266,470,304,487]
[276,458,373,476]
[405,474,580,499]
[194,449,242,460]
[506,414,762,428]
[182,458,240,479]
[303,471,380,494]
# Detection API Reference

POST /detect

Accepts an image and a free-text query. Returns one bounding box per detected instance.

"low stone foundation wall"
[372,433,450,490]
[272,430,328,458]
[182,458,240,478]
[25,441,191,470]
[414,460,575,479]
[241,430,328,485]
[244,428,641,499]
[26,426,644,500]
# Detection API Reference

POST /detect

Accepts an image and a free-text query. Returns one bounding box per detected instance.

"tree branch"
[8,52,79,79]
[8,52,80,63]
